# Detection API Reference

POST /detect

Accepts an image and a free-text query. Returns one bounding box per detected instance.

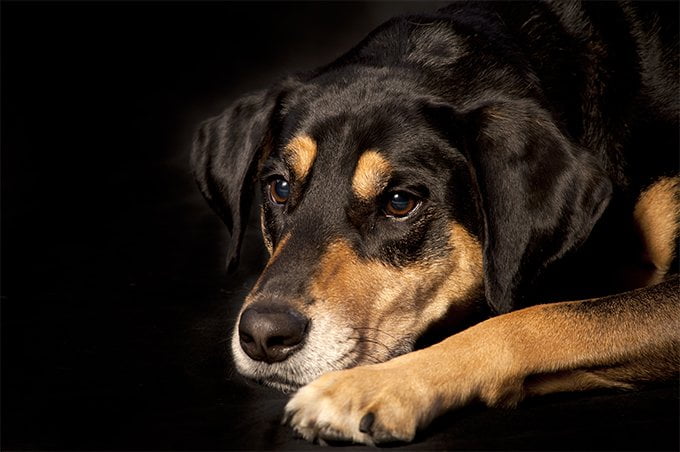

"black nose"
[238,305,309,363]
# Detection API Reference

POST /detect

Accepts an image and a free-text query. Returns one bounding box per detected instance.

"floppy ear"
[432,98,612,314]
[191,83,290,272]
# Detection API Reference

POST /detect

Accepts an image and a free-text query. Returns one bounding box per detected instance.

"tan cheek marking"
[309,222,484,337]
[420,223,484,328]
[352,150,392,200]
[310,241,448,319]
[309,241,384,318]
[310,239,450,352]
[633,176,680,275]
[284,135,317,181]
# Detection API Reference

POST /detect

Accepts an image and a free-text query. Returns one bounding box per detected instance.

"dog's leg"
[284,276,679,445]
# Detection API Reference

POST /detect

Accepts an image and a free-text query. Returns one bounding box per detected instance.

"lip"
[257,374,304,393]
[235,359,308,393]
[244,347,363,394]
[232,314,365,393]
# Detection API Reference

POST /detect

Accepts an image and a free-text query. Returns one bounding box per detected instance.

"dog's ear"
[428,98,612,314]
[191,82,293,272]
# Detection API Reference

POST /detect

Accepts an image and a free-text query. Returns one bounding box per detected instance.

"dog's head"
[191,70,611,391]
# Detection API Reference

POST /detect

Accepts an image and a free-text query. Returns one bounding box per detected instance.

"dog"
[191,1,679,445]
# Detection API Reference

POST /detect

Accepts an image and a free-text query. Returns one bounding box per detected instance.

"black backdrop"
[2,2,678,450]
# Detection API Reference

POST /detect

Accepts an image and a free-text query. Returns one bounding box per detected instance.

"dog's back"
[329,2,678,190]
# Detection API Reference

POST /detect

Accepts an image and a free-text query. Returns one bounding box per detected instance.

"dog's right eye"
[269,178,291,205]
[384,191,419,218]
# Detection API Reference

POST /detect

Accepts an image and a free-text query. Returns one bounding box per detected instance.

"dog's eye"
[384,192,418,218]
[269,178,291,205]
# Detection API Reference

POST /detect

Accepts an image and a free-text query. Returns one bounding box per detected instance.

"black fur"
[191,2,678,313]
[191,79,299,271]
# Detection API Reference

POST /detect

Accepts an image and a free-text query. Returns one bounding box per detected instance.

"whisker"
[353,326,398,340]
[347,336,392,352]
[360,350,384,364]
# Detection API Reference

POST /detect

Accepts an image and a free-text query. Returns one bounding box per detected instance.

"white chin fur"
[231,313,358,391]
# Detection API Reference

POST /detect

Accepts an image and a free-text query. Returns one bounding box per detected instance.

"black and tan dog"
[191,2,679,445]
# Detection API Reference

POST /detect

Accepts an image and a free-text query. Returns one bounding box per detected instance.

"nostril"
[239,332,254,344]
[266,331,303,349]
[266,335,285,349]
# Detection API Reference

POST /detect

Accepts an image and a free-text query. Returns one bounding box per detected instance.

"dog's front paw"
[283,363,434,445]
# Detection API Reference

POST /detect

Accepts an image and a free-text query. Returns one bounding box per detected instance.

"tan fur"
[253,160,679,446]
[236,220,483,393]
[524,370,634,397]
[284,135,317,181]
[425,224,484,325]
[286,279,680,444]
[308,223,483,361]
[351,150,392,200]
[634,176,680,279]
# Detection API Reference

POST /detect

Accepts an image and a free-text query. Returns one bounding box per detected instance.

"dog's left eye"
[384,192,419,218]
[269,178,291,205]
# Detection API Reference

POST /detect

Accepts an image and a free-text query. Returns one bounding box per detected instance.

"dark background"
[2,2,678,450]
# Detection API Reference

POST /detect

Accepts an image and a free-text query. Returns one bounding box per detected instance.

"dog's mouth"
[235,348,362,393]
[256,374,304,394]
[231,316,422,394]
[231,313,370,391]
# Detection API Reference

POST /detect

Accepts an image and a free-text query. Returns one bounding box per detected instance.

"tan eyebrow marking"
[352,150,393,200]
[284,135,317,181]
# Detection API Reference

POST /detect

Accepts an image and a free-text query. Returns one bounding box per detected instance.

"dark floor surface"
[2,2,678,450]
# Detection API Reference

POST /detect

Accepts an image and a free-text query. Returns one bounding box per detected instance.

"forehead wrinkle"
[352,150,393,200]
[284,135,317,181]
